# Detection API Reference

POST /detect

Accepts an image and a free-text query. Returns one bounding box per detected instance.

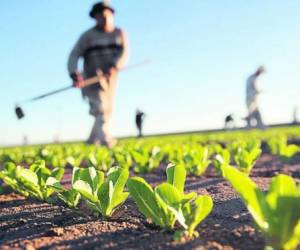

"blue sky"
[1,1,300,146]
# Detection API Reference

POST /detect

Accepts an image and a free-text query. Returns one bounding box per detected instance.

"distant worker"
[67,2,129,147]
[23,136,28,146]
[245,66,265,129]
[135,110,145,138]
[293,106,299,124]
[224,114,235,130]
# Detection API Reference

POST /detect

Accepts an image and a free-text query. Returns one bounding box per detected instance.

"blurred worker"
[293,106,299,124]
[245,66,265,129]
[135,110,145,138]
[224,114,235,130]
[67,2,129,147]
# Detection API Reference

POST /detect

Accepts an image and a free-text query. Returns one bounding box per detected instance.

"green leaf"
[72,167,104,193]
[155,183,183,205]
[107,168,129,208]
[264,175,300,249]
[221,165,269,231]
[16,166,39,186]
[268,175,298,198]
[51,168,65,181]
[166,164,186,194]
[182,192,197,204]
[283,220,300,250]
[3,162,17,177]
[98,167,129,216]
[45,177,64,192]
[73,180,97,202]
[185,195,213,236]
[58,189,81,209]
[155,183,186,228]
[127,177,165,227]
[29,160,46,173]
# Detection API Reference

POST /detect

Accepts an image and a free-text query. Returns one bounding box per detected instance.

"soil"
[1,153,300,250]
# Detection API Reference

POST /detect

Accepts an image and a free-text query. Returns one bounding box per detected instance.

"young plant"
[221,165,300,250]
[113,150,132,169]
[234,146,261,175]
[0,161,64,201]
[46,168,82,209]
[132,147,163,174]
[183,146,211,176]
[267,136,300,163]
[73,166,129,217]
[213,149,231,176]
[279,144,300,163]
[127,164,213,238]
[267,136,286,155]
[0,162,29,196]
[66,153,85,168]
[87,147,114,171]
[15,160,64,201]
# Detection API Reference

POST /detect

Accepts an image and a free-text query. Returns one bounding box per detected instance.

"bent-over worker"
[67,2,129,147]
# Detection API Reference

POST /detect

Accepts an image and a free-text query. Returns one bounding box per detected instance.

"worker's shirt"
[246,74,260,112]
[67,26,128,77]
[136,112,145,125]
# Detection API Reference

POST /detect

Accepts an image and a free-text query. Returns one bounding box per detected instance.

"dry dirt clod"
[24,244,36,250]
[45,227,65,237]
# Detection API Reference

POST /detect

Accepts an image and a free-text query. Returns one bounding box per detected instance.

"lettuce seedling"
[48,181,81,209]
[213,149,231,176]
[66,153,84,168]
[234,146,261,175]
[267,136,300,163]
[267,136,286,155]
[15,160,64,201]
[132,147,163,174]
[0,162,29,196]
[113,150,132,169]
[131,149,149,174]
[127,164,213,238]
[87,147,114,172]
[221,165,300,250]
[73,166,129,217]
[279,144,300,163]
[46,167,82,209]
[183,147,211,176]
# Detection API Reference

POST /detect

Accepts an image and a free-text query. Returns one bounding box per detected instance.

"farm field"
[0,126,300,250]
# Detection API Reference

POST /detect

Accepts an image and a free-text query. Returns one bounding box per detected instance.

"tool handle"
[30,85,73,102]
[80,59,152,88]
[82,76,100,87]
[80,70,108,90]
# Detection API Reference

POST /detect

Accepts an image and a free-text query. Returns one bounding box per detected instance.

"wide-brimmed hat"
[89,2,115,18]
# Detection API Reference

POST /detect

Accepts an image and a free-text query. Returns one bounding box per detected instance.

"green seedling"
[46,167,82,209]
[0,162,29,196]
[132,146,163,174]
[213,149,231,176]
[183,146,211,176]
[234,146,261,175]
[4,160,65,201]
[127,164,213,238]
[73,166,129,217]
[221,165,300,250]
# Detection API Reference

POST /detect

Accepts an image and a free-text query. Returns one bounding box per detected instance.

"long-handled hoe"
[15,60,151,119]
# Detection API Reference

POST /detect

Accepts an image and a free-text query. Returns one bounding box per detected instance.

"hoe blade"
[15,106,25,119]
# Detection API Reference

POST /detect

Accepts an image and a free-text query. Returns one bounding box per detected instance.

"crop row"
[1,154,300,249]
[1,135,299,177]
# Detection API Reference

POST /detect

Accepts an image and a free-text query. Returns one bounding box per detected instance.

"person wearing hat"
[245,66,265,129]
[67,2,129,147]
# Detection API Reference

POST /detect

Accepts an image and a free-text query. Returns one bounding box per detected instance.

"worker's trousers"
[247,108,265,129]
[84,74,117,147]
